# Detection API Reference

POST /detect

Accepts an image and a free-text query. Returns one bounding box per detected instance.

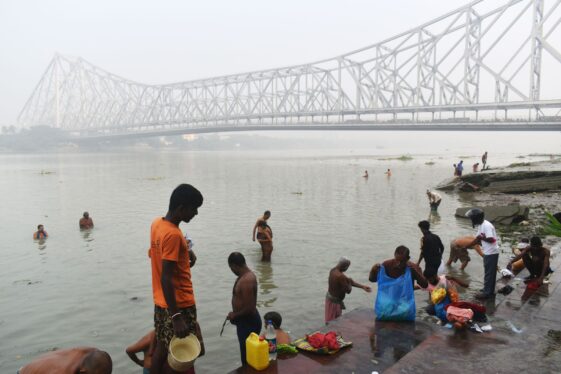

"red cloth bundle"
[445,301,486,314]
[306,331,340,351]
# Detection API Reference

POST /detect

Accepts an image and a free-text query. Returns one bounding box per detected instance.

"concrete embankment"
[436,158,561,194]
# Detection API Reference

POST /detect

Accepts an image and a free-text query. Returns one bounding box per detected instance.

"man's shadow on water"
[252,255,278,308]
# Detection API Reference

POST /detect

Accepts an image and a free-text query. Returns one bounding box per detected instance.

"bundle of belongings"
[444,302,488,330]
[426,275,460,322]
[425,275,488,330]
[293,331,352,355]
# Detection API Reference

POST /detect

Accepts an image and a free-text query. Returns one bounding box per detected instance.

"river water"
[1,131,560,373]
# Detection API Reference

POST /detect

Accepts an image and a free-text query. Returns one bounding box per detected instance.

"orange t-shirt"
[150,218,195,308]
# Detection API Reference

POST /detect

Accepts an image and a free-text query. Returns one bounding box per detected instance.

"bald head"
[337,256,351,271]
[81,350,112,374]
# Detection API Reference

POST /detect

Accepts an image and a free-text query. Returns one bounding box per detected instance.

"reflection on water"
[428,211,441,225]
[35,239,47,251]
[254,259,278,308]
[81,229,94,242]
[369,321,426,363]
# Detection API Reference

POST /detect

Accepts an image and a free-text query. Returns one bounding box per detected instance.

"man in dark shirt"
[416,220,444,276]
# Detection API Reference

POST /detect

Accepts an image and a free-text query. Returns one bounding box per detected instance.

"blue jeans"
[483,254,499,296]
[143,368,150,374]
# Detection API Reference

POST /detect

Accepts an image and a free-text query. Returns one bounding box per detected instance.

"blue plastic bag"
[434,295,451,322]
[375,265,416,321]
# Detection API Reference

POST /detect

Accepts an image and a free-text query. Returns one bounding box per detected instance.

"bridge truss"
[17,0,561,135]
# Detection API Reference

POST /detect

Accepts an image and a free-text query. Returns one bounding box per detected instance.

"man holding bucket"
[149,184,204,374]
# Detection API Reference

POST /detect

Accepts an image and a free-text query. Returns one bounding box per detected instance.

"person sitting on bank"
[33,224,48,240]
[423,268,469,317]
[508,236,552,285]
[18,347,112,374]
[126,330,155,374]
[446,236,483,271]
[325,257,371,323]
[426,190,442,211]
[79,211,94,229]
[472,163,480,173]
[262,311,291,345]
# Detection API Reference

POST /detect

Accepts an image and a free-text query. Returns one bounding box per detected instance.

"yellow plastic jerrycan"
[246,332,269,370]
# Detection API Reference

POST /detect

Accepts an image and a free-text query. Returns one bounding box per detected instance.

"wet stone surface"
[233,242,561,373]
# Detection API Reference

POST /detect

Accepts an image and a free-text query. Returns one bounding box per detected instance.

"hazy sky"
[0,0,500,125]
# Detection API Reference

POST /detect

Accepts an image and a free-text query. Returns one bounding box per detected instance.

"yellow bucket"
[167,334,201,371]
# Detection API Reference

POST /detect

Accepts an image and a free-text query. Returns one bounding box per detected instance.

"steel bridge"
[17,0,561,138]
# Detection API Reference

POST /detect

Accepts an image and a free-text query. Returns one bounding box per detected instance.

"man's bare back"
[328,268,352,301]
[20,347,111,374]
[231,271,258,319]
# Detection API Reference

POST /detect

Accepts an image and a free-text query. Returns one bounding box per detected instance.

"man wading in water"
[252,210,273,261]
[149,184,204,374]
[227,252,261,366]
[325,257,371,323]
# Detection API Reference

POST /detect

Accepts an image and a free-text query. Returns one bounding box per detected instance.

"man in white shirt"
[463,208,499,299]
[426,190,442,211]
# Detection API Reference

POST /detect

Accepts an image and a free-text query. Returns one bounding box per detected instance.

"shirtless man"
[227,252,261,366]
[508,236,552,285]
[325,257,371,323]
[369,246,427,287]
[447,236,483,271]
[126,330,155,374]
[363,170,369,178]
[262,311,291,345]
[79,211,94,229]
[252,210,271,242]
[19,347,112,374]
[256,221,273,261]
[33,224,48,240]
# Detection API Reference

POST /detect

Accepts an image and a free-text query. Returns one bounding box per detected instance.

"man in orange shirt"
[149,184,204,374]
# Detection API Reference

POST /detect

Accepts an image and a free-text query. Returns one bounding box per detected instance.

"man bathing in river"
[79,211,94,229]
[447,236,483,270]
[19,347,112,374]
[252,210,271,242]
[426,190,442,211]
[508,236,552,285]
[256,220,273,261]
[369,246,427,288]
[149,184,204,374]
[227,252,261,366]
[33,224,48,240]
[325,257,371,323]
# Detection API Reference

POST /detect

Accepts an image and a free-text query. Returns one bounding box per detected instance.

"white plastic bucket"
[167,334,201,371]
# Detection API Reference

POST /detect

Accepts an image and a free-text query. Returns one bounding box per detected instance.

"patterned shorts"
[154,305,197,348]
